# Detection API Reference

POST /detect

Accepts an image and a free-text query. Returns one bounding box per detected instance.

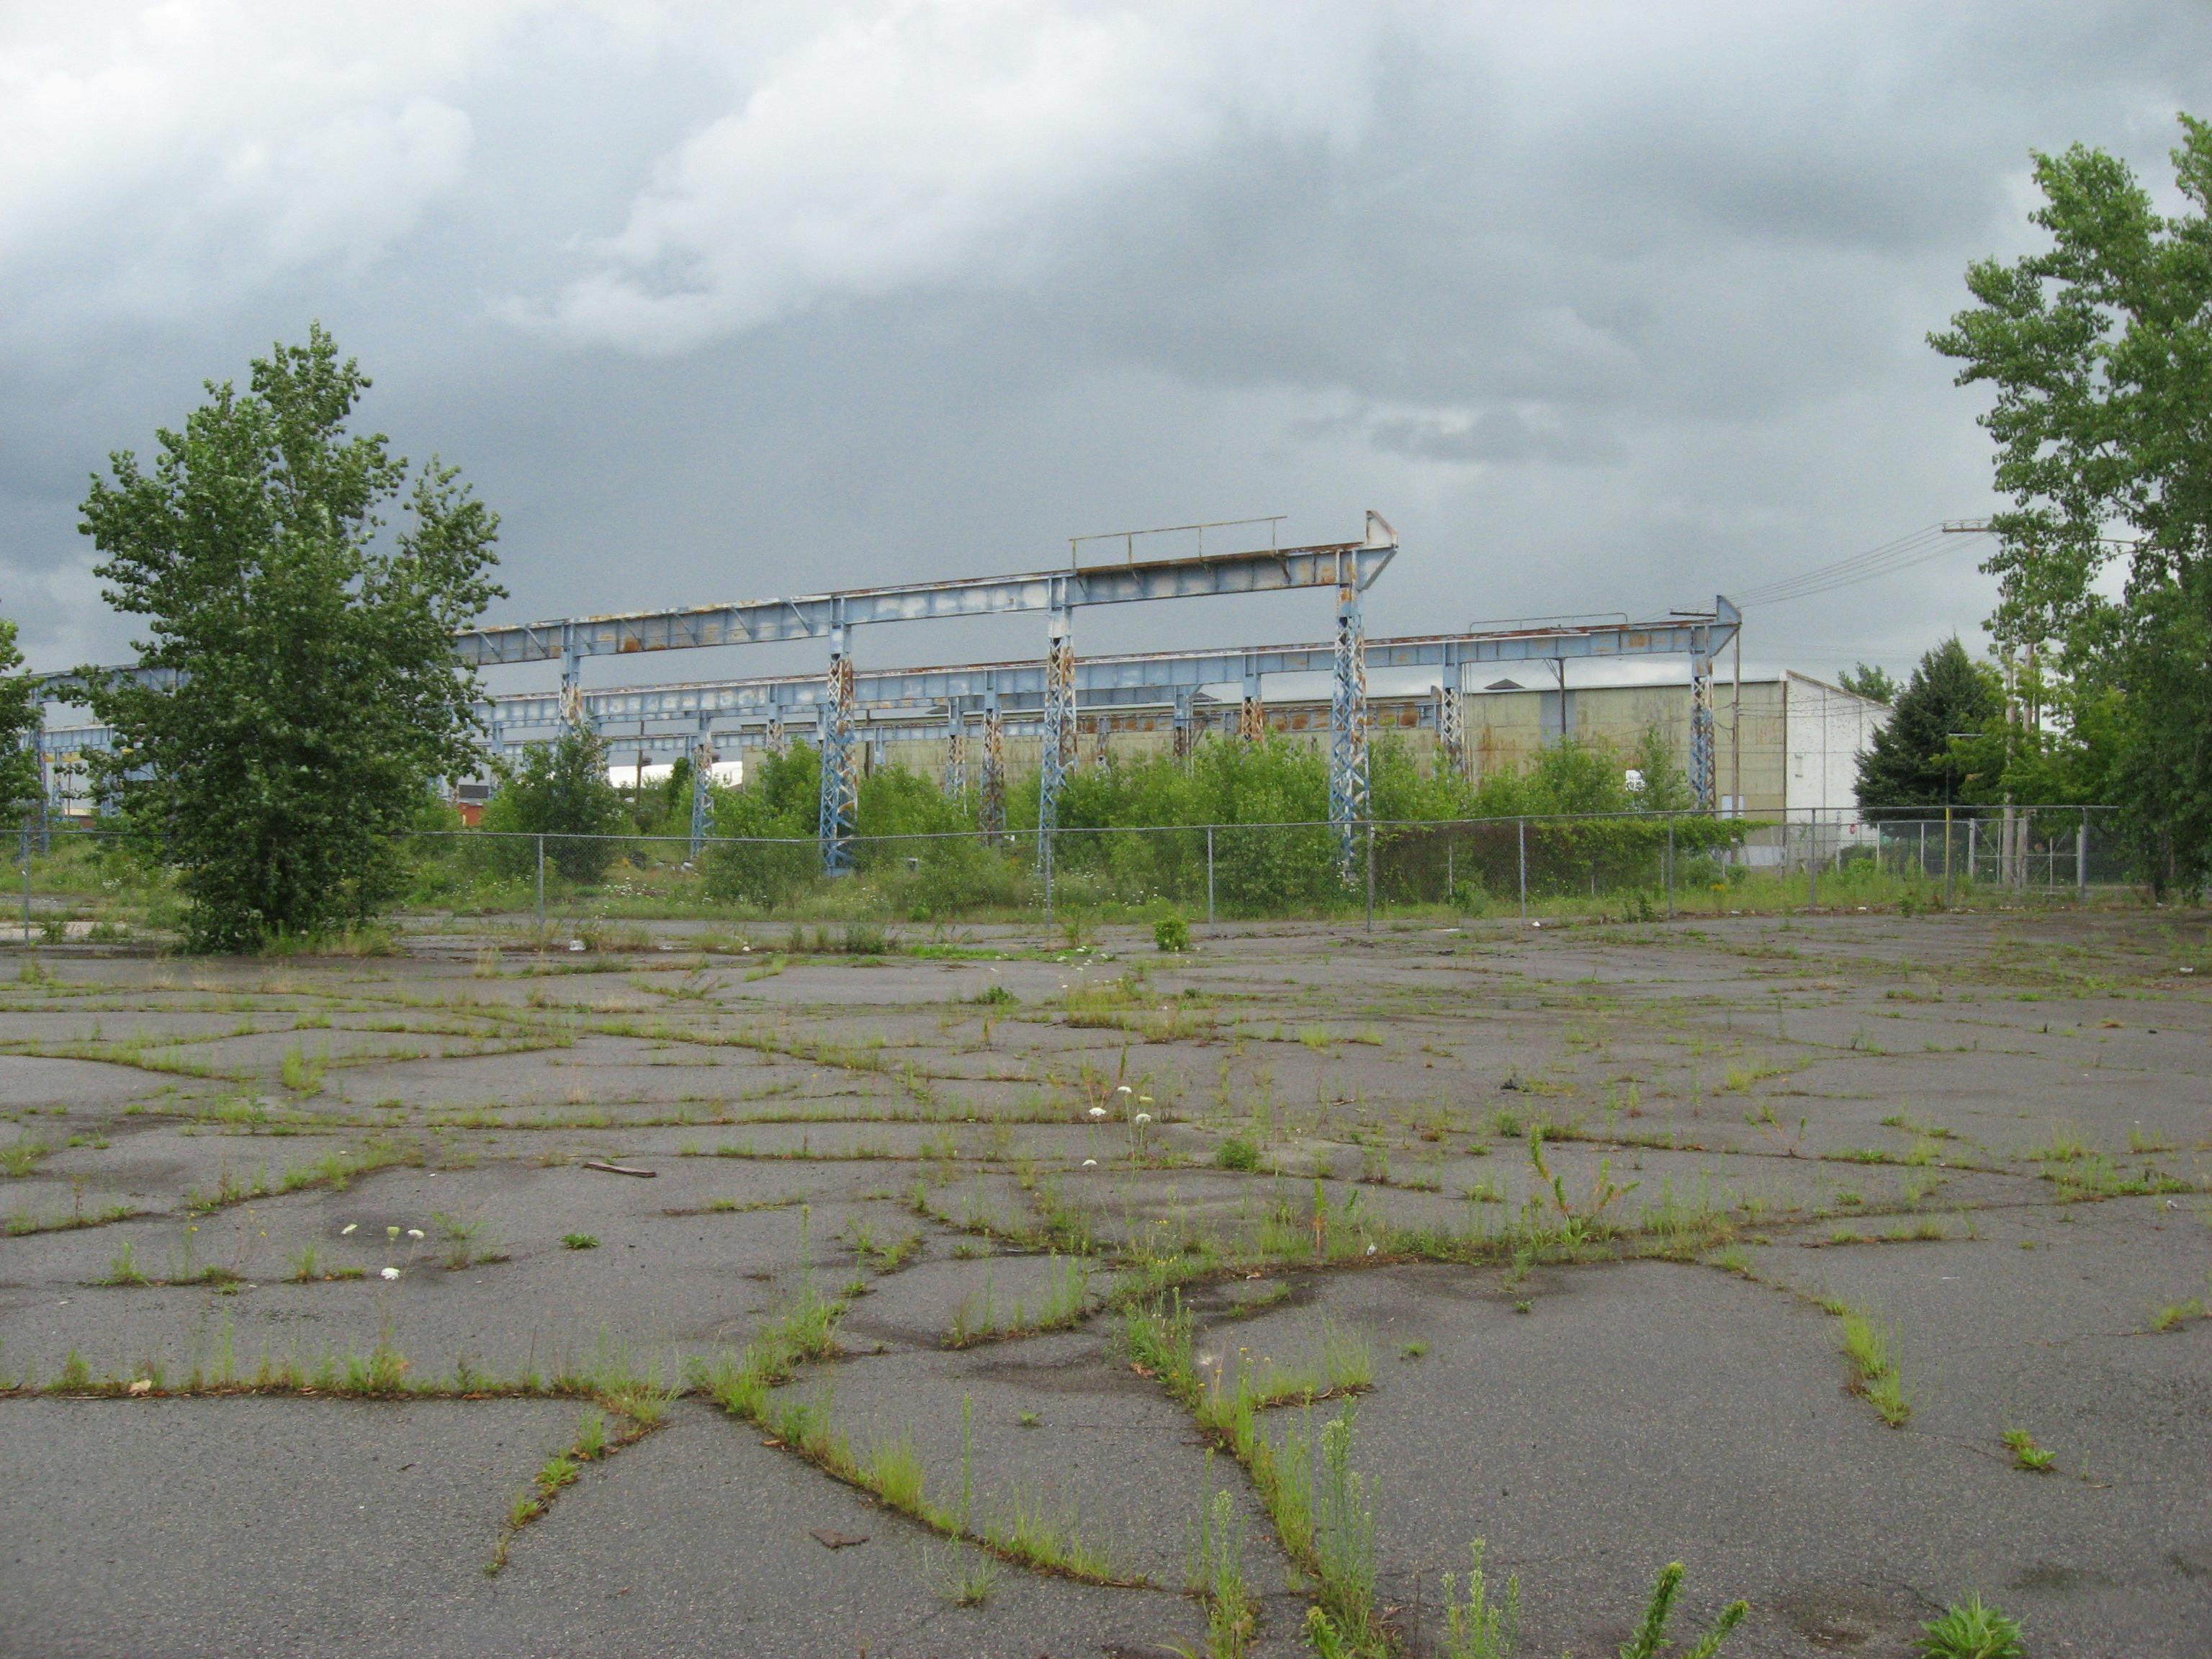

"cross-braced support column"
[557,638,585,732]
[817,621,859,873]
[1037,601,1076,843]
[1329,577,1370,881]
[1172,687,1195,765]
[1238,667,1264,743]
[943,704,967,799]
[1437,661,1466,778]
[979,693,1006,842]
[1689,648,1715,813]
[688,713,714,856]
[763,706,786,757]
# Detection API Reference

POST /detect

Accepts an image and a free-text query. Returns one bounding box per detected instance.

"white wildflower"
[1082,1159,1098,1167]
[1117,1085,1132,1095]
[380,1267,401,1280]
[406,1228,426,1241]
[1365,1244,1377,1256]
[1087,1107,1107,1120]
[340,1223,357,1236]
[1134,1113,1152,1125]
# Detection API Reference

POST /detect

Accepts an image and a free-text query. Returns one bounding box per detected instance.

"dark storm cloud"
[3,1,2210,693]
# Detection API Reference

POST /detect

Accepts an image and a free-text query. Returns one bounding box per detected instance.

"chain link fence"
[6,804,2135,945]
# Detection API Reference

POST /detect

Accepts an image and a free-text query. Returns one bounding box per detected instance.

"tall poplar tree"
[78,326,503,949]
[0,616,40,827]
[1932,115,2212,890]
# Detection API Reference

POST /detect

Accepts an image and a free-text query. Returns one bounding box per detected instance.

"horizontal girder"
[449,530,1397,668]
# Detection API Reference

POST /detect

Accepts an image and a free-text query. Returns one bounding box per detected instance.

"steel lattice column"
[943,704,967,799]
[557,637,585,731]
[1238,667,1264,743]
[979,693,1006,840]
[817,620,859,873]
[688,712,714,856]
[1036,600,1076,840]
[1173,687,1195,763]
[1689,647,1715,812]
[1328,577,1370,881]
[1437,661,1466,777]
[763,706,786,757]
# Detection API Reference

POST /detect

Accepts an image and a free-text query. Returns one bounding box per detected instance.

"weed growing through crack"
[279,1044,325,1094]
[1441,1539,1519,1659]
[1,1138,50,1177]
[99,1242,150,1286]
[1614,1560,1749,1659]
[1917,1593,2027,1659]
[1187,1463,1257,1659]
[1838,1309,1910,1427]
[487,1405,653,1574]
[945,1254,1094,1347]
[2000,1429,2055,1473]
[560,1233,600,1250]
[1214,1135,1262,1172]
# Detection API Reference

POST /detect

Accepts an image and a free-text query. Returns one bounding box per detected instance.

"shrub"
[1154,915,1191,952]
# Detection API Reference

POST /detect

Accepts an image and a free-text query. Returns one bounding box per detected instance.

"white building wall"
[1781,673,1888,824]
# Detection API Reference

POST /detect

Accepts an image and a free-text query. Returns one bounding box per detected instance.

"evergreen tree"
[1854,639,1999,818]
[1838,664,1899,703]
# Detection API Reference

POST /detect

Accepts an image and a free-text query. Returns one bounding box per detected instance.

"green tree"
[78,325,501,949]
[0,617,40,827]
[480,727,628,884]
[1853,639,2000,819]
[1931,114,2212,889]
[1838,663,1899,703]
[704,745,821,907]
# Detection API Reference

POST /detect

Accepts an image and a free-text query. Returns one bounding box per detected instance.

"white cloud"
[528,1,1375,351]
[0,1,523,345]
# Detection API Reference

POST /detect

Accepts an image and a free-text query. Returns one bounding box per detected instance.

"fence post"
[1966,818,1977,891]
[535,834,545,927]
[1807,819,1817,909]
[2077,808,2088,902]
[1445,832,1454,911]
[1364,822,1375,932]
[19,826,28,940]
[1043,827,1055,923]
[1943,806,1954,907]
[1205,825,1215,930]
[1665,817,1675,920]
[1517,817,1528,922]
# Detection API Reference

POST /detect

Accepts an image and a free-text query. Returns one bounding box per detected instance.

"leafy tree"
[1853,639,2000,819]
[78,325,501,950]
[1838,663,1899,703]
[704,745,821,907]
[1931,114,2212,889]
[0,617,40,827]
[480,727,629,884]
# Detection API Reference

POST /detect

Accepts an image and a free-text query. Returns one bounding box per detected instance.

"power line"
[1734,521,1990,608]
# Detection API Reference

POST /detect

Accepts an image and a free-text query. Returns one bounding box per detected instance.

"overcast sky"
[5,1,2209,703]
